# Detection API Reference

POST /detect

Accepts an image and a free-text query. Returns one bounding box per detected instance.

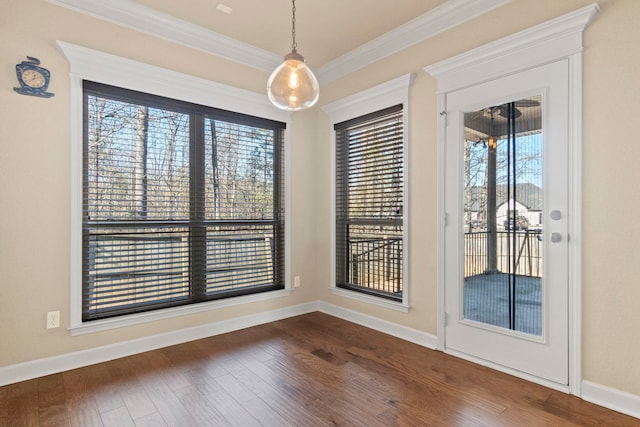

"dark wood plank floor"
[1,312,638,426]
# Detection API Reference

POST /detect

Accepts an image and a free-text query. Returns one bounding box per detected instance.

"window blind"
[335,104,404,300]
[83,81,285,321]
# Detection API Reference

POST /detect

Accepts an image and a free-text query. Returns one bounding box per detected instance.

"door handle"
[551,232,562,243]
[550,210,562,221]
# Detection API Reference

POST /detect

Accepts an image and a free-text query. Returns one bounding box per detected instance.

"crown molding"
[316,0,511,84]
[48,0,511,83]
[424,3,600,93]
[47,0,282,72]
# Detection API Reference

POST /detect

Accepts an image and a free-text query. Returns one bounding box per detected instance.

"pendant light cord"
[291,0,297,53]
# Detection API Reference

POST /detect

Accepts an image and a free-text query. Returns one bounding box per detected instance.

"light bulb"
[267,52,319,111]
[288,69,299,89]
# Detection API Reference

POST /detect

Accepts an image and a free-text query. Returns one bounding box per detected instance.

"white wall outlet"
[294,276,301,288]
[47,311,60,329]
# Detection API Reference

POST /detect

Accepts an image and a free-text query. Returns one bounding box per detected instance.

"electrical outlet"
[47,311,60,329]
[294,276,300,288]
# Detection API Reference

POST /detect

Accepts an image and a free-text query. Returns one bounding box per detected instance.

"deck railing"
[464,230,542,278]
[87,231,277,312]
[348,236,402,295]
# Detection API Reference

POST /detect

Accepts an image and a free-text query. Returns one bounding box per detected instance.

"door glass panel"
[463,96,543,336]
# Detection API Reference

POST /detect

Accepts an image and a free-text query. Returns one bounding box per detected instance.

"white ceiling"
[48,0,511,82]
[134,0,448,67]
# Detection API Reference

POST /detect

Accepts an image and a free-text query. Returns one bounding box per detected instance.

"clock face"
[14,57,54,98]
[22,69,46,89]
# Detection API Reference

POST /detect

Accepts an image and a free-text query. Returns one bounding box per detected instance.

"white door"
[444,60,569,385]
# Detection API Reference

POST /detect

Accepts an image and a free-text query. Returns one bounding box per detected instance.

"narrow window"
[83,82,285,321]
[335,105,404,301]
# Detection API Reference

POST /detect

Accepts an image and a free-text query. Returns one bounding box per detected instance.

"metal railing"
[348,236,402,295]
[464,230,542,278]
[87,231,278,313]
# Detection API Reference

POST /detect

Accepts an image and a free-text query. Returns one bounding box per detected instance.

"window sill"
[330,288,409,313]
[69,289,292,336]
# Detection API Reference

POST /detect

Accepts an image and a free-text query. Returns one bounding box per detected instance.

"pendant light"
[267,0,319,111]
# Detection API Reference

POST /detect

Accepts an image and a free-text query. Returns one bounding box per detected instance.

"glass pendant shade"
[267,52,319,111]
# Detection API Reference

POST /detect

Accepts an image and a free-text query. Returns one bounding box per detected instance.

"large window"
[335,104,404,301]
[83,82,285,321]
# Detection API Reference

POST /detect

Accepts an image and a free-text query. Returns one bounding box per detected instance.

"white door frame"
[424,4,599,396]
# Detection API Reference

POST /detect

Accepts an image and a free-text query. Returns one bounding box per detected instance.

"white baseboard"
[317,301,438,349]
[0,301,318,387]
[0,301,435,388]
[3,300,638,422]
[582,380,640,420]
[317,302,639,421]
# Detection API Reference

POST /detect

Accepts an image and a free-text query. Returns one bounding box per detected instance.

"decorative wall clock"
[13,56,55,98]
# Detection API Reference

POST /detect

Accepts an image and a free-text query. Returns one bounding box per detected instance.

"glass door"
[444,60,569,385]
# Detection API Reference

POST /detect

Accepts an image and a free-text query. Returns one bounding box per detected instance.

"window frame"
[59,41,292,335]
[322,74,413,312]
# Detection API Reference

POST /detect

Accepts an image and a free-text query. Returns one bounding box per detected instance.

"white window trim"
[57,41,292,335]
[321,74,414,313]
[424,3,599,396]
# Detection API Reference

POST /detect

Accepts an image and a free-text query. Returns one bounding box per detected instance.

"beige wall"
[581,0,640,396]
[0,0,319,366]
[315,0,640,397]
[1,0,639,399]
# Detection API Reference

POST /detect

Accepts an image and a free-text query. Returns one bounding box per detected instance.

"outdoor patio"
[464,273,541,336]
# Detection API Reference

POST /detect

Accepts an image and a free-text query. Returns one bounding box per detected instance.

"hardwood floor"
[1,312,638,426]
